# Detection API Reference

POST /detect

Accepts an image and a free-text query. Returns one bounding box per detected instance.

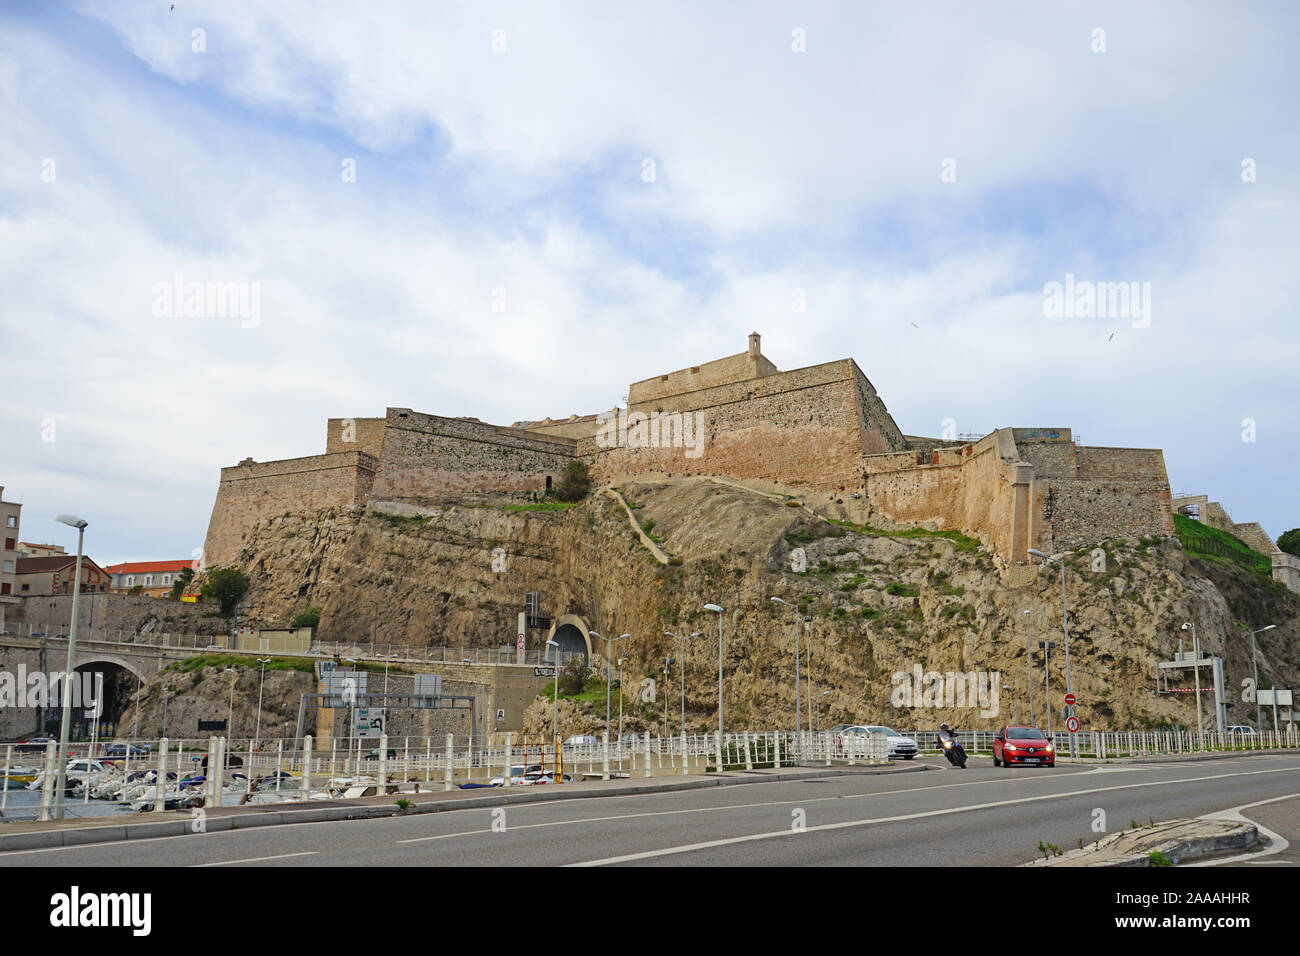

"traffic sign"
[1066,716,1080,733]
[1062,704,1076,719]
[1064,693,1076,705]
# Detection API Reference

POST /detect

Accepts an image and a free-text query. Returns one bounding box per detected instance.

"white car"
[1226,725,1258,736]
[861,725,918,759]
[563,735,598,748]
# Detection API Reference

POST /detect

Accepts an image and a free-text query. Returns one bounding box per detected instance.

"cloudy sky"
[1,1,1297,564]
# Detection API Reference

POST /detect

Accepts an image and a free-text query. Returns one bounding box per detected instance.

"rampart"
[582,359,907,491]
[369,408,577,503]
[326,416,387,457]
[203,451,377,567]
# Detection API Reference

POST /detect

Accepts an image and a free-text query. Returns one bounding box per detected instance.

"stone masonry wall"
[583,359,903,492]
[325,416,387,457]
[627,350,776,406]
[203,451,376,567]
[369,408,578,503]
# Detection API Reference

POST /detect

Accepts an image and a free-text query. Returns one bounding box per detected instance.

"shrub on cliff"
[1279,528,1300,557]
[201,567,251,618]
[168,565,195,599]
[290,606,322,630]
[552,460,591,503]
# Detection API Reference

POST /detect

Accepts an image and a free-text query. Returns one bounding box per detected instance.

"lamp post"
[546,639,559,738]
[52,513,87,821]
[1250,625,1275,731]
[342,657,357,771]
[1024,610,1033,726]
[704,604,725,734]
[224,667,238,737]
[1182,623,1202,737]
[1038,641,1056,736]
[589,631,629,744]
[664,631,700,734]
[1005,683,1016,724]
[816,691,830,732]
[1030,549,1074,752]
[770,597,801,739]
[617,656,628,746]
[254,657,273,754]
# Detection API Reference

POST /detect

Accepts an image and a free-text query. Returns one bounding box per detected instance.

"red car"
[993,726,1055,768]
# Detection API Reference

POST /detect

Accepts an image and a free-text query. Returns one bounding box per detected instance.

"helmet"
[939,723,950,731]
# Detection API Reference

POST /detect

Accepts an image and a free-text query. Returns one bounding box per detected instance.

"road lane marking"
[192,851,318,867]
[566,766,1300,866]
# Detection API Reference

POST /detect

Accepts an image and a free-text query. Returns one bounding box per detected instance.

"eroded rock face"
[211,477,1299,733]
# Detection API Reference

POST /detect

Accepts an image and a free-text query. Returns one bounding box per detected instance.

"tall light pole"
[254,657,273,752]
[546,639,559,738]
[1024,610,1033,726]
[770,597,801,738]
[342,657,357,769]
[617,656,628,744]
[1182,623,1203,736]
[1030,549,1073,751]
[664,631,700,734]
[1249,625,1275,730]
[52,513,87,820]
[704,604,725,734]
[589,631,629,743]
[1038,640,1056,736]
[224,667,238,737]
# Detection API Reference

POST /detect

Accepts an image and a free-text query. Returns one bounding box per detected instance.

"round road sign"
[1066,716,1080,733]
[1065,693,1076,706]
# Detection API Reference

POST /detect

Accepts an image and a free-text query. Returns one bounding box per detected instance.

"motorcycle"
[938,727,967,768]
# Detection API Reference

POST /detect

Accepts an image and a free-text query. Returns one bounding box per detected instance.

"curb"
[1025,820,1259,867]
[0,763,926,854]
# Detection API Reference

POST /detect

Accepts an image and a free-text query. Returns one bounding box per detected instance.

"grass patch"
[886,582,919,597]
[828,518,980,552]
[1174,514,1270,575]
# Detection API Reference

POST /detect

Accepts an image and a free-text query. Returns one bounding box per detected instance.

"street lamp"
[224,667,238,737]
[254,657,273,753]
[588,631,630,743]
[342,657,357,770]
[546,639,559,738]
[703,604,725,734]
[1024,610,1033,726]
[1182,623,1202,736]
[1029,549,1072,730]
[770,597,801,739]
[816,691,830,732]
[1250,625,1275,731]
[1038,641,1056,736]
[664,631,700,735]
[51,513,87,821]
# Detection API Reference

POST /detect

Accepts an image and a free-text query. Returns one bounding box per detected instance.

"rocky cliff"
[205,477,1299,734]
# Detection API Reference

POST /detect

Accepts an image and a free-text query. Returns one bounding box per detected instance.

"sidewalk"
[0,762,927,853]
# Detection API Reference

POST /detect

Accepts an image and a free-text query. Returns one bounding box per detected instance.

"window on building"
[2,560,11,573]
[126,576,134,586]
[145,575,153,586]
[0,583,9,595]
[5,516,15,528]
[4,538,14,550]
[20,583,29,592]
[163,574,171,585]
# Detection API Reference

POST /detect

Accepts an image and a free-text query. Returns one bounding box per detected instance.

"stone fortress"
[203,334,1184,570]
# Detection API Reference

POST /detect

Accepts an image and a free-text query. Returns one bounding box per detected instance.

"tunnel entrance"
[545,614,593,667]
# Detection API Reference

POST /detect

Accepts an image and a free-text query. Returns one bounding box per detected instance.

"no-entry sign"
[1065,693,1076,705]
[1066,716,1080,733]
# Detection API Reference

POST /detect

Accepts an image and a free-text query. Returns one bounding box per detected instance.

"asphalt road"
[4,753,1299,866]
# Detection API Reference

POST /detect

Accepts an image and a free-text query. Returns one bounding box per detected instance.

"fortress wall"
[1037,477,1175,551]
[521,415,602,441]
[628,351,775,406]
[203,451,376,567]
[849,363,908,454]
[370,408,577,502]
[860,435,1024,557]
[584,360,898,491]
[1076,446,1169,481]
[1232,522,1277,556]
[326,417,387,457]
[1016,441,1079,479]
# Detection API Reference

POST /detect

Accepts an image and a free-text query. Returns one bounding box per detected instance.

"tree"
[290,606,322,630]
[552,460,591,503]
[168,565,195,599]
[201,567,251,619]
[1278,528,1300,557]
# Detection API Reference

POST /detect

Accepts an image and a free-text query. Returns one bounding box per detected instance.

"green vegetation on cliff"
[1174,514,1270,575]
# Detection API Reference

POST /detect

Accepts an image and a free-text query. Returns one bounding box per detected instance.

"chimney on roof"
[748,331,761,357]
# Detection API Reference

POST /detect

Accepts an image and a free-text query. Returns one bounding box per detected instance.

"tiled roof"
[104,560,195,575]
